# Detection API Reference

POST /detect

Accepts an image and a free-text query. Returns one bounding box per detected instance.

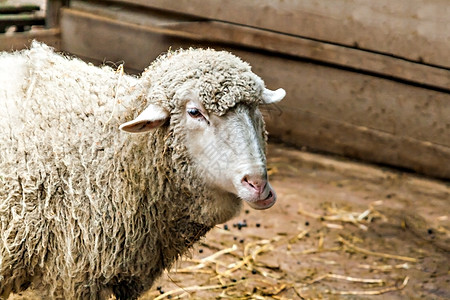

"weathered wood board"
[59,4,450,179]
[108,0,450,69]
[0,28,60,51]
[162,20,450,93]
[68,1,450,92]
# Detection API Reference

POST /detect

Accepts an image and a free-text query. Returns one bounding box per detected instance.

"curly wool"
[141,48,265,115]
[0,43,265,299]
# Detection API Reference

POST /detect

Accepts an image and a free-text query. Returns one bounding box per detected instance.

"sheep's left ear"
[119,104,169,133]
[261,88,286,104]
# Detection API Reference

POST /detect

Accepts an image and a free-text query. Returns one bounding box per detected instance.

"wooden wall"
[113,0,448,69]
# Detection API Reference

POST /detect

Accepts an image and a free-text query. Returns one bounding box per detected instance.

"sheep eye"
[187,108,203,119]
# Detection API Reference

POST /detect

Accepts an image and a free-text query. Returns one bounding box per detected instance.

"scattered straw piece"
[357,209,371,221]
[288,229,309,244]
[297,208,321,219]
[264,283,288,296]
[437,215,448,221]
[310,257,338,265]
[308,273,384,284]
[318,232,324,250]
[338,236,418,263]
[153,281,241,300]
[298,201,385,230]
[202,244,238,263]
[358,263,410,271]
[176,244,237,272]
[296,246,341,255]
[172,269,214,274]
[325,223,344,229]
[328,276,409,295]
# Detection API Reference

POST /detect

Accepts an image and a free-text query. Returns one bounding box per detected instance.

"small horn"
[261,88,286,104]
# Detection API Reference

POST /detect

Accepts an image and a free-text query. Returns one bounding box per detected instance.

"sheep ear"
[119,104,169,133]
[261,88,286,104]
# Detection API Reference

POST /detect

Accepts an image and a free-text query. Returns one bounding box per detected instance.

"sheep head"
[120,49,285,211]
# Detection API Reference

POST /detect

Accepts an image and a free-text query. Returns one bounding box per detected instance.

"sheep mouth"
[245,189,276,210]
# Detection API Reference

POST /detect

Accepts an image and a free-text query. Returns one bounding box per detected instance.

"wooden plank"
[0,28,61,51]
[267,110,450,179]
[163,21,450,92]
[245,52,450,149]
[263,103,450,179]
[107,0,450,69]
[59,7,450,179]
[69,0,450,92]
[0,4,40,14]
[0,14,45,26]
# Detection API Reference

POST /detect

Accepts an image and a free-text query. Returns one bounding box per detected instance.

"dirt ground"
[143,143,449,300]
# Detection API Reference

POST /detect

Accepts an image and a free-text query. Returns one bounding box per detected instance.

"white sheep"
[0,42,285,299]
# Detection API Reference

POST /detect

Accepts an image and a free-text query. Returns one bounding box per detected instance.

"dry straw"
[147,201,416,299]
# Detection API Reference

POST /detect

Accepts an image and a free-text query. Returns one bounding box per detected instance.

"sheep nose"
[242,175,268,195]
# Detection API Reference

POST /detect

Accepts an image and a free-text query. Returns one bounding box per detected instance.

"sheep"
[0,42,285,299]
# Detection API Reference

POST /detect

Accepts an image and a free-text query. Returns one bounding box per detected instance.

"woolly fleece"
[0,42,268,299]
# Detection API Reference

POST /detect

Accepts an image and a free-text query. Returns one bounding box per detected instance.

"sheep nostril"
[241,175,267,194]
[242,176,255,189]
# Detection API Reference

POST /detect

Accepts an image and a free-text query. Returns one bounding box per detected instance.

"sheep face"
[120,86,285,211]
[119,48,285,212]
[182,96,275,210]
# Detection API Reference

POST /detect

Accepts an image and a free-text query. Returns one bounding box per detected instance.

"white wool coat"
[0,42,267,299]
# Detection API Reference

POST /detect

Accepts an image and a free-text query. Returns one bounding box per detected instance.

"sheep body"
[1,43,160,299]
[0,42,280,299]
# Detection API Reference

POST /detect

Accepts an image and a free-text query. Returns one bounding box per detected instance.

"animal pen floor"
[143,144,449,300]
